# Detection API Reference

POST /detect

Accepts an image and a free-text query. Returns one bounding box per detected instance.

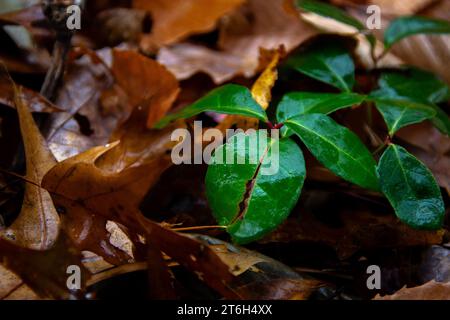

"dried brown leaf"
[374,280,450,300]
[111,49,180,129]
[2,86,59,250]
[134,0,245,47]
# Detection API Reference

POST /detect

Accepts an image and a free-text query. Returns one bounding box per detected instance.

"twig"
[40,0,85,102]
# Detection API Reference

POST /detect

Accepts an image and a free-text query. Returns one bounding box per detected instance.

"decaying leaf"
[135,0,245,47]
[0,265,38,300]
[158,0,317,84]
[374,280,450,300]
[0,234,88,300]
[0,79,61,113]
[192,235,326,300]
[47,48,125,161]
[2,86,59,250]
[111,49,180,129]
[260,205,444,259]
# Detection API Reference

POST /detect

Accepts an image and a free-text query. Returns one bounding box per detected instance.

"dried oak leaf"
[1,86,59,250]
[374,280,450,300]
[41,141,245,298]
[41,142,169,265]
[0,233,87,300]
[158,0,316,84]
[134,0,245,47]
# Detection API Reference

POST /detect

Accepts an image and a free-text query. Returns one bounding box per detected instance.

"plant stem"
[171,225,227,232]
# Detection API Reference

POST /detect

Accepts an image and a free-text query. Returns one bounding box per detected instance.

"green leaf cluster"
[154,0,449,243]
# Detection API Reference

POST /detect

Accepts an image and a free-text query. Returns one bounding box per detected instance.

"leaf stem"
[171,225,227,232]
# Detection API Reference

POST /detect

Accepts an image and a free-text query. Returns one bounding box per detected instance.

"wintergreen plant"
[155,0,450,244]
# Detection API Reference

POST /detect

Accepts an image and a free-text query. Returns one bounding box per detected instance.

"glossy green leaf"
[276,92,366,123]
[154,84,267,128]
[375,69,450,135]
[285,41,355,92]
[369,77,438,136]
[206,132,305,244]
[285,114,379,190]
[377,69,450,104]
[377,144,445,230]
[384,16,450,49]
[370,94,436,136]
[295,0,376,48]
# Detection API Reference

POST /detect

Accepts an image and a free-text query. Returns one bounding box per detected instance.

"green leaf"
[277,92,366,123]
[206,132,305,244]
[429,105,450,136]
[154,84,267,128]
[370,93,436,136]
[384,16,450,49]
[285,40,355,92]
[285,114,379,190]
[377,144,445,230]
[295,0,376,48]
[374,69,450,135]
[378,69,450,104]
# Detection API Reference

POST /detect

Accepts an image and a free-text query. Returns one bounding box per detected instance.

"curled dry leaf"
[2,86,59,250]
[374,280,450,300]
[134,0,245,47]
